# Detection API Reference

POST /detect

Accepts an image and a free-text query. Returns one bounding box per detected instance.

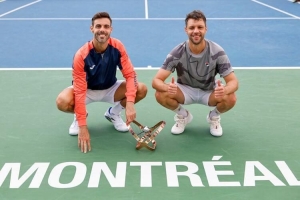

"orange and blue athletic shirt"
[72,37,137,126]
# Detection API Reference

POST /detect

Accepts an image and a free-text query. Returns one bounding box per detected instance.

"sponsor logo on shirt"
[90,65,95,70]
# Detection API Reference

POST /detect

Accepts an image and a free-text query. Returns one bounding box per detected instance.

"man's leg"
[56,87,75,113]
[154,86,193,135]
[113,81,148,106]
[104,81,148,131]
[207,92,237,136]
[56,87,79,135]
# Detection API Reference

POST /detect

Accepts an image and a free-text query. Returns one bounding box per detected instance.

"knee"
[137,83,148,99]
[56,95,65,111]
[227,93,237,107]
[56,95,73,112]
[154,91,165,103]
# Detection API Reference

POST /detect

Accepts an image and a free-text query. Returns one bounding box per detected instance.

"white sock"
[209,107,221,118]
[110,102,124,115]
[173,105,188,117]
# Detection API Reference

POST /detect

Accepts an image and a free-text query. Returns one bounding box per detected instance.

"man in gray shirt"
[152,10,238,136]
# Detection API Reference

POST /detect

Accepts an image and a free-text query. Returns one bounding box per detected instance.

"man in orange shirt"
[56,12,147,153]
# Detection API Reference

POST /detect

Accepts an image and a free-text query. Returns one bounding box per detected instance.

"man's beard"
[95,32,109,44]
[189,34,204,45]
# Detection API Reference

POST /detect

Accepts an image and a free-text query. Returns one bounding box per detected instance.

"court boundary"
[252,0,300,19]
[1,0,299,20]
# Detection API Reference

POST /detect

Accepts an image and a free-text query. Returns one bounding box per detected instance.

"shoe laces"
[174,115,187,127]
[210,117,220,128]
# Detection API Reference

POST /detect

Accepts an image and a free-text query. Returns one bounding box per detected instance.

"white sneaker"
[207,113,223,137]
[171,112,193,134]
[69,115,79,136]
[104,107,128,132]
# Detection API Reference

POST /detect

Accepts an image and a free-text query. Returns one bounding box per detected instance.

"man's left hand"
[214,80,225,99]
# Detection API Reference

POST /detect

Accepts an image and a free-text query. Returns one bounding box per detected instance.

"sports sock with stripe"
[173,104,188,117]
[209,107,221,118]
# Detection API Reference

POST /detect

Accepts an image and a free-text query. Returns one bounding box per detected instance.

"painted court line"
[252,0,300,19]
[0,17,296,21]
[144,0,149,19]
[0,0,6,3]
[0,0,42,18]
[288,0,300,4]
[0,67,300,71]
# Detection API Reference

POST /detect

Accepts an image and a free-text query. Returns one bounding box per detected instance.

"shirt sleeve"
[161,43,184,72]
[72,50,87,126]
[114,40,137,103]
[209,40,233,78]
[217,54,233,78]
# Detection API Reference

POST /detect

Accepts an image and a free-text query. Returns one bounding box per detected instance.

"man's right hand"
[78,125,91,153]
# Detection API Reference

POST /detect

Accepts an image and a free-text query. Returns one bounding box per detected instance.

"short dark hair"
[185,10,206,26]
[92,12,112,25]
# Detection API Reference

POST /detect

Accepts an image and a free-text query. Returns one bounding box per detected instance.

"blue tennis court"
[0,0,299,68]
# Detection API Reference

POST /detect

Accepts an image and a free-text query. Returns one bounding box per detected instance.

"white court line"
[0,17,297,21]
[288,0,300,4]
[0,0,42,18]
[144,0,149,19]
[0,0,6,3]
[252,0,300,19]
[0,67,300,71]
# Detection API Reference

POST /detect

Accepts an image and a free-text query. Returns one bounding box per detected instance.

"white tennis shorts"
[70,80,123,105]
[177,83,212,106]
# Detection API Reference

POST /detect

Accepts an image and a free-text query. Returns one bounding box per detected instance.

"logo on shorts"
[205,62,209,67]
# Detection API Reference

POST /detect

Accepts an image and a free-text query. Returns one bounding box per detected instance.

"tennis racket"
[128,120,166,151]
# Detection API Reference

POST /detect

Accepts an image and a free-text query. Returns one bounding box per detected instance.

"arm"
[122,69,137,103]
[152,69,172,92]
[72,52,88,126]
[117,42,137,103]
[223,72,239,95]
[121,64,137,124]
[72,50,91,153]
[115,40,138,124]
[214,44,238,95]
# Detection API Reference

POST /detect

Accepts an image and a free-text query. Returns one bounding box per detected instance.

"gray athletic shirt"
[161,39,233,91]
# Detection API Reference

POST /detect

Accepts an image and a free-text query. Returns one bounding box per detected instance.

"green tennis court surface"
[0,69,299,200]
